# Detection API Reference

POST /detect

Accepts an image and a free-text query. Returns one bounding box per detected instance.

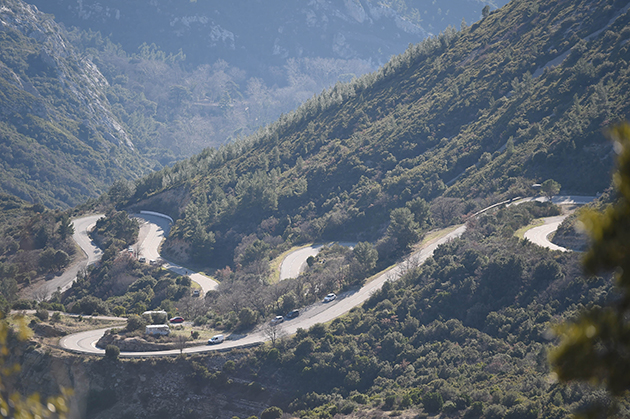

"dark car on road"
[169,316,184,323]
[286,309,299,319]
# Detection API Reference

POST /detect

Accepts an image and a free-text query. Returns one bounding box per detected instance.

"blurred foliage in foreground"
[0,313,71,418]
[551,122,630,417]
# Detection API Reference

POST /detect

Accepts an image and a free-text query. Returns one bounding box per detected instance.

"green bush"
[223,360,235,373]
[443,401,457,414]
[71,295,110,315]
[238,307,257,327]
[125,314,145,332]
[105,345,120,360]
[350,393,368,405]
[423,392,444,414]
[339,401,356,414]
[193,316,208,326]
[49,303,65,312]
[112,305,126,317]
[12,300,34,310]
[400,394,412,408]
[465,401,483,418]
[260,406,283,419]
[35,308,49,321]
[384,394,396,410]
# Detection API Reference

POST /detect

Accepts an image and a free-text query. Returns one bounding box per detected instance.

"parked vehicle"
[323,293,336,303]
[271,315,284,325]
[145,324,170,336]
[138,256,146,263]
[192,289,200,297]
[169,316,184,324]
[286,309,299,319]
[208,334,225,344]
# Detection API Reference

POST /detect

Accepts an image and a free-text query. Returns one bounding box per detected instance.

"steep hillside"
[0,193,78,308]
[0,0,512,208]
[0,0,153,208]
[118,0,628,269]
[20,0,508,159]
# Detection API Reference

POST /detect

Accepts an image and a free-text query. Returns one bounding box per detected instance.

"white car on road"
[323,293,336,303]
[270,315,284,325]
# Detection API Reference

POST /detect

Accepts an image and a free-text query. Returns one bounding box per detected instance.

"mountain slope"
[0,0,153,208]
[18,0,509,161]
[118,0,628,269]
[28,0,507,79]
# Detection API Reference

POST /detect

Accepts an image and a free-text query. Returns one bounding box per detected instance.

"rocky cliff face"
[1,0,132,148]
[16,343,287,419]
[0,0,152,207]
[28,0,507,80]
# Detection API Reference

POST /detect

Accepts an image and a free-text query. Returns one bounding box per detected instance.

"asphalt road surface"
[516,195,596,252]
[59,225,466,356]
[134,213,219,293]
[523,215,571,252]
[23,214,104,300]
[57,194,597,357]
[279,241,356,281]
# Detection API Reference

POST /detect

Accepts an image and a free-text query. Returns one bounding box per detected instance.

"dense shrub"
[260,406,283,419]
[125,314,145,332]
[34,308,49,321]
[105,345,120,360]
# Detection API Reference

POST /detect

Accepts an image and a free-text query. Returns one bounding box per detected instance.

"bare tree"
[31,285,50,303]
[175,295,208,320]
[430,197,465,227]
[262,321,287,347]
[243,280,271,316]
[174,333,189,354]
[399,254,422,278]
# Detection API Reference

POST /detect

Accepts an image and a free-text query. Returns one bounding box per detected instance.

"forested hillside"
[18,200,626,418]
[0,193,75,309]
[6,0,630,417]
[113,0,629,273]
[0,0,509,208]
[0,1,153,208]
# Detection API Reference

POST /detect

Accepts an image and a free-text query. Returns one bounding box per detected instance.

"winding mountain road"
[523,215,570,252]
[24,214,104,300]
[60,225,466,357]
[134,213,218,293]
[279,241,357,281]
[513,195,596,251]
[58,195,596,357]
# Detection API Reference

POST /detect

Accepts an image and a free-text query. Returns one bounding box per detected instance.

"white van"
[208,334,225,344]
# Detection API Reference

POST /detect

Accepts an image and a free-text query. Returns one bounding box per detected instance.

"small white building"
[145,324,170,336]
